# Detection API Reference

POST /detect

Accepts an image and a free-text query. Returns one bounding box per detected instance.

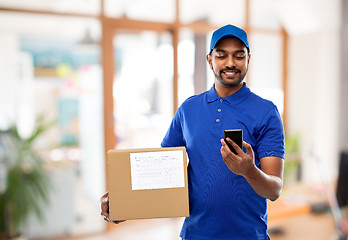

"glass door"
[113,30,174,149]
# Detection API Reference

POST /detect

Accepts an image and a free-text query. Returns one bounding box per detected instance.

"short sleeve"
[256,107,285,159]
[161,107,185,148]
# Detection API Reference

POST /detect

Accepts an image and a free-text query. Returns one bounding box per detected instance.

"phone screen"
[223,129,243,154]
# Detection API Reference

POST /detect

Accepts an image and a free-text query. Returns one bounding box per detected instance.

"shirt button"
[220,99,223,103]
[217,108,221,112]
[216,119,220,123]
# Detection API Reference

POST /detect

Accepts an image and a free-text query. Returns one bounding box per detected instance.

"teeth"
[224,71,236,75]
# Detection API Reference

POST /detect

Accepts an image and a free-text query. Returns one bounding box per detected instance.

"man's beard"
[212,66,247,87]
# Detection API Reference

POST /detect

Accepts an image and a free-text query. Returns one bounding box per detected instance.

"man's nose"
[225,55,236,68]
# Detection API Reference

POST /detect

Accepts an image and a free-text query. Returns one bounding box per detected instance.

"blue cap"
[209,24,250,54]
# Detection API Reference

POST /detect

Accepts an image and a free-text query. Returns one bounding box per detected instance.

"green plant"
[0,116,52,239]
[284,133,302,184]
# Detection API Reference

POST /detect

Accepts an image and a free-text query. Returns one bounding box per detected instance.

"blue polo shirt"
[161,83,285,240]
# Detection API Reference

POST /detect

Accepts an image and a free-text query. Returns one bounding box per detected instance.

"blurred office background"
[0,0,347,239]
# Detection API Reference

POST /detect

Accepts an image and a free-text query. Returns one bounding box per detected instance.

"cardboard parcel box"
[107,147,189,221]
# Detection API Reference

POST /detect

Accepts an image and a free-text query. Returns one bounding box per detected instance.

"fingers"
[242,141,254,156]
[104,216,112,223]
[103,216,124,224]
[242,140,250,149]
[100,192,126,224]
[103,216,126,224]
[221,138,243,155]
[220,138,228,151]
[100,192,110,218]
[101,192,109,199]
[101,203,109,218]
[220,139,234,157]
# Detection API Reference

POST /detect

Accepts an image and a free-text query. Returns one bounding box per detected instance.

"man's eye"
[235,55,245,60]
[217,55,226,59]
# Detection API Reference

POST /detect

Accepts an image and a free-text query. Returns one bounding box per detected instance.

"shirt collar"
[207,82,251,105]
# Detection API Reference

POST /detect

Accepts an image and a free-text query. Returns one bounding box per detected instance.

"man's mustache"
[220,67,241,73]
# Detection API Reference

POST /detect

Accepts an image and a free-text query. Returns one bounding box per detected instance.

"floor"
[31,173,342,240]
[50,218,185,240]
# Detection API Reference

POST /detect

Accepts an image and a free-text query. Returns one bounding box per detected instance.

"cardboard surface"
[107,147,189,221]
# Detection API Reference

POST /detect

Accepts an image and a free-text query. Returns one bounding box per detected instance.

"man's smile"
[221,69,240,78]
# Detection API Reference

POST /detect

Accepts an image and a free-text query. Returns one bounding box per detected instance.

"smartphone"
[224,129,243,154]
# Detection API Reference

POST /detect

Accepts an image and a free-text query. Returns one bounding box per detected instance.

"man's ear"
[247,53,251,64]
[206,54,213,70]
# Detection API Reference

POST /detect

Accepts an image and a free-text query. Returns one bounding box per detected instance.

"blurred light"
[66,148,81,161]
[50,149,65,161]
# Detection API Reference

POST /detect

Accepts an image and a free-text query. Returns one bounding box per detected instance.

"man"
[101,24,285,240]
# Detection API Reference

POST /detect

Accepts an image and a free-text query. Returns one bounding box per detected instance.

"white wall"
[340,0,348,151]
[285,0,341,183]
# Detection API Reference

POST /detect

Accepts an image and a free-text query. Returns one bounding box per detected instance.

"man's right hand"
[100,192,125,224]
